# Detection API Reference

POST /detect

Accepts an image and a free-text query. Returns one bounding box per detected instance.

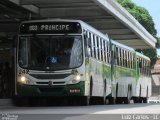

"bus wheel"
[116,97,123,104]
[100,80,107,105]
[124,85,131,104]
[80,78,92,106]
[139,86,143,103]
[81,96,90,106]
[133,97,139,103]
[139,97,143,103]
[143,98,148,103]
[124,97,130,104]
[14,97,29,106]
[108,97,115,104]
[143,87,148,103]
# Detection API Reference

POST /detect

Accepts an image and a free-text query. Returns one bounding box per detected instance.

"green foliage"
[117,0,135,9]
[117,0,157,36]
[142,49,157,66]
[156,37,160,48]
[117,0,158,66]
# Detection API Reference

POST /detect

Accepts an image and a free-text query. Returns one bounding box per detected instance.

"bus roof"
[79,20,110,41]
[21,18,82,23]
[111,40,135,52]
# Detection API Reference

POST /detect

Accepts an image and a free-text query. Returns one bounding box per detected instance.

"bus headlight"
[71,74,81,84]
[67,74,83,84]
[74,74,81,81]
[19,76,28,84]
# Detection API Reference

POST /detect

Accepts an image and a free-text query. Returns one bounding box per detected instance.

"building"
[151,58,160,97]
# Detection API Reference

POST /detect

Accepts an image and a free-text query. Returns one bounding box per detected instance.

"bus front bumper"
[16,81,85,97]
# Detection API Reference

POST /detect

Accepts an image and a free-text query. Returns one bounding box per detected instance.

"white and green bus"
[15,19,151,105]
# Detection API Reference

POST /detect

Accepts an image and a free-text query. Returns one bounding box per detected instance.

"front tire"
[81,96,90,106]
[80,78,93,106]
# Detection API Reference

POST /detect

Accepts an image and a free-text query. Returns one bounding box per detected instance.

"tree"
[117,0,158,66]
[117,0,157,36]
[156,37,160,48]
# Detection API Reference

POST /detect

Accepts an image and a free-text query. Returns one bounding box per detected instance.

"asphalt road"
[0,103,160,120]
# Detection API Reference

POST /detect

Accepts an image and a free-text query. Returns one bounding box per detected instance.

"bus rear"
[16,20,87,98]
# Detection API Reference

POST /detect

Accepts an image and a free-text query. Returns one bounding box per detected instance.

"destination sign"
[19,22,82,34]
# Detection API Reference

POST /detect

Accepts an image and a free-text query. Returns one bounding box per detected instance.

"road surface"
[0,103,160,120]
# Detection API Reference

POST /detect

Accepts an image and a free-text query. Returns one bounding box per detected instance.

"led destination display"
[20,22,82,34]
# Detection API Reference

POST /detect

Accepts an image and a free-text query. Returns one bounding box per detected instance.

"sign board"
[20,22,82,34]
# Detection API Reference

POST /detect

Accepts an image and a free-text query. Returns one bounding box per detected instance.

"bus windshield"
[18,35,83,71]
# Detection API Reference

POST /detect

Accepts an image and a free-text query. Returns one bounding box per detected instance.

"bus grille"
[29,73,71,79]
[36,81,65,85]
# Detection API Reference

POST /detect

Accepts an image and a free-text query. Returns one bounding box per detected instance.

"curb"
[149,96,160,100]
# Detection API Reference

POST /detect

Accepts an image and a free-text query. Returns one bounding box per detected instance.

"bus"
[15,19,151,105]
[111,41,151,104]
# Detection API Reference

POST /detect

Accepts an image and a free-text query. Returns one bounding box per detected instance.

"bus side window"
[124,50,126,67]
[95,36,98,60]
[130,53,132,69]
[145,60,147,75]
[121,49,124,67]
[139,61,142,68]
[101,39,104,62]
[143,60,145,75]
[105,41,108,63]
[127,51,129,68]
[149,61,151,76]
[115,47,118,65]
[142,59,144,74]
[146,61,148,76]
[97,36,100,60]
[88,32,92,57]
[98,37,101,61]
[116,47,119,66]
[107,43,110,64]
[90,33,94,58]
[125,50,127,68]
[88,32,91,47]
[103,40,106,62]
[128,51,130,68]
[93,35,97,59]
[124,50,127,68]
[132,53,134,69]
[130,52,132,69]
[145,60,148,75]
[84,31,91,57]
[148,61,150,76]
[119,48,121,66]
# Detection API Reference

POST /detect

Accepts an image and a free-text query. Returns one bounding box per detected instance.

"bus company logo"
[51,57,57,64]
[48,81,53,86]
[1,114,18,120]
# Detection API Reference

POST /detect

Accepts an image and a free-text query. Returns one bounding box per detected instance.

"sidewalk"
[149,96,160,100]
[148,96,160,103]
